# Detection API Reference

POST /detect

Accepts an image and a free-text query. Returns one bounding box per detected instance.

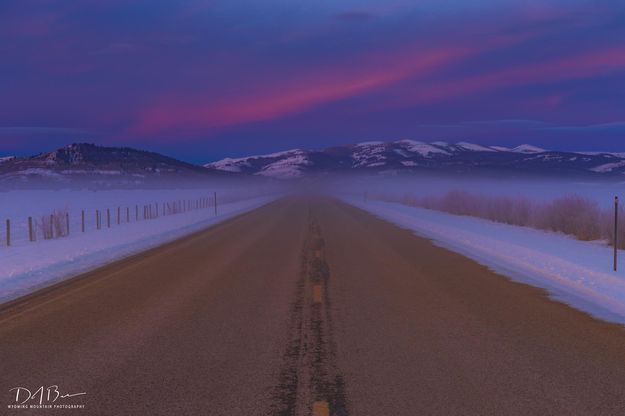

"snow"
[204,149,303,171]
[0,188,280,303]
[512,144,546,153]
[590,160,625,173]
[400,161,418,167]
[257,154,311,178]
[356,141,384,146]
[260,149,304,158]
[393,148,411,158]
[5,168,65,178]
[203,149,311,178]
[0,156,15,163]
[60,170,123,175]
[352,141,387,167]
[345,197,625,325]
[206,157,251,172]
[455,142,497,152]
[395,140,451,156]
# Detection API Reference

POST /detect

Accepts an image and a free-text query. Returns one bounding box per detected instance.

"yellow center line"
[312,400,329,416]
[313,284,323,304]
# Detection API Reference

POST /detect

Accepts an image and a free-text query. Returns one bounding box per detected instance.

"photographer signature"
[9,386,86,405]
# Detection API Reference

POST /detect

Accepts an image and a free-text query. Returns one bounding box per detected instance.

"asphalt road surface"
[2,197,625,415]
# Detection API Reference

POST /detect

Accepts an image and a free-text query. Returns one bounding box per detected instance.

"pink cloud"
[129,47,470,135]
[390,45,625,106]
[129,34,528,136]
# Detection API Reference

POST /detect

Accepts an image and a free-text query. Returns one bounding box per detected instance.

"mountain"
[204,140,625,179]
[0,143,224,188]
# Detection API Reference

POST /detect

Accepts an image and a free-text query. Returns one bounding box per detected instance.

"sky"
[1,0,624,163]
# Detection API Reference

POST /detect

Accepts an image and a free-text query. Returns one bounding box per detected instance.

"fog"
[319,173,625,209]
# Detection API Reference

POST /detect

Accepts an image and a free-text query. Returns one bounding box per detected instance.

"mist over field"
[327,174,625,207]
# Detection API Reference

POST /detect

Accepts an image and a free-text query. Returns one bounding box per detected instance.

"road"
[2,197,625,415]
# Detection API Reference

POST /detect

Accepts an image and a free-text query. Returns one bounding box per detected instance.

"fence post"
[6,219,10,246]
[28,216,34,242]
[117,207,121,225]
[615,196,619,272]
[66,213,70,236]
[81,210,85,233]
[214,192,217,215]
[136,205,139,221]
[50,214,54,239]
[107,209,111,228]
[127,207,130,223]
[96,210,100,230]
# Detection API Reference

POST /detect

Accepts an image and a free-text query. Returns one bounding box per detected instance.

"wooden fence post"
[28,216,34,242]
[81,210,85,233]
[96,210,100,230]
[136,205,139,221]
[615,196,619,272]
[50,214,54,239]
[214,191,217,216]
[107,209,111,228]
[117,207,121,225]
[127,207,130,223]
[6,219,10,246]
[66,212,70,236]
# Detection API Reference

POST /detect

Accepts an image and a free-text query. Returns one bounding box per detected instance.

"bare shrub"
[534,195,602,241]
[37,208,69,240]
[376,190,612,244]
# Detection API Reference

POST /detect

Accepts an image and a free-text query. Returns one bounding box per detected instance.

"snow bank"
[0,195,277,304]
[345,197,625,325]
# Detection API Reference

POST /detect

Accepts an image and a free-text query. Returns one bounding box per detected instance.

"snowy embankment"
[345,197,625,325]
[0,195,278,304]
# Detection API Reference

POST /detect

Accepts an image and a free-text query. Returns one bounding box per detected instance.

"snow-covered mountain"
[204,140,625,178]
[0,143,224,188]
[207,149,312,178]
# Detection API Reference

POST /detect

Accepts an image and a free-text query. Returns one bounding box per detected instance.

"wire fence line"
[1,193,222,248]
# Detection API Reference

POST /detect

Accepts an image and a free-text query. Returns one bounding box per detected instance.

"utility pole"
[615,196,619,272]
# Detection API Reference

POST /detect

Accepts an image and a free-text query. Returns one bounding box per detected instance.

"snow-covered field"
[345,197,625,325]
[0,187,280,303]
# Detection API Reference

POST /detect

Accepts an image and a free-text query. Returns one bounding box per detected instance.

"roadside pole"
[615,196,619,272]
